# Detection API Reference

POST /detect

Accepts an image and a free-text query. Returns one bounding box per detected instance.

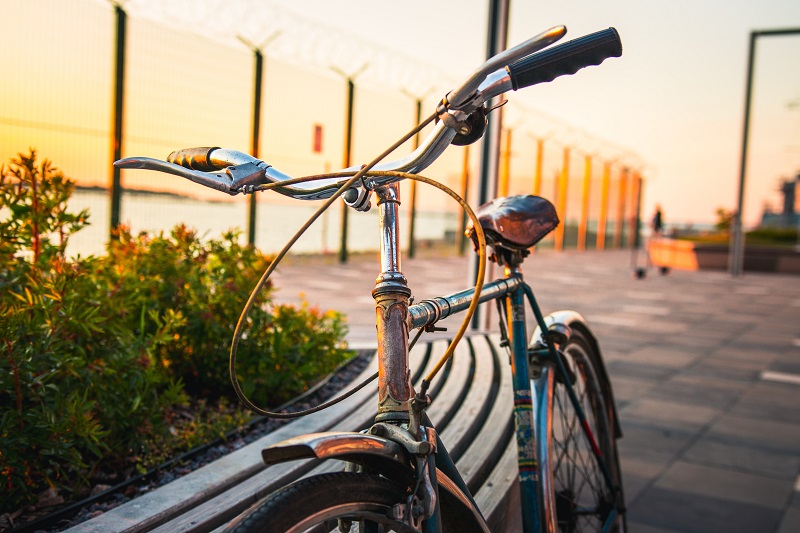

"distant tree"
[714,207,735,232]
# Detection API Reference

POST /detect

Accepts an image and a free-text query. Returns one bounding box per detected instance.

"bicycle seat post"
[371,183,414,424]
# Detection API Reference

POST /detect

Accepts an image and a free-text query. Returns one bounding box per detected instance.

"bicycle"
[117,25,625,533]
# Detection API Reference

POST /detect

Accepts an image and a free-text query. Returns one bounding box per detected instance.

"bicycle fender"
[262,431,414,481]
[530,310,623,439]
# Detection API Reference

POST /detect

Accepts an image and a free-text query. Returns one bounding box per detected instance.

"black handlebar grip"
[167,147,221,171]
[507,28,622,90]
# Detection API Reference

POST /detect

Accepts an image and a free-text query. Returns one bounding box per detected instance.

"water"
[66,189,458,258]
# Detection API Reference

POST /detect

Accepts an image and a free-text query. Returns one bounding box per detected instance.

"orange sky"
[3,0,800,227]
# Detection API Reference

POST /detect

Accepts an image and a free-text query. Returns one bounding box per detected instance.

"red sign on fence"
[313,124,323,153]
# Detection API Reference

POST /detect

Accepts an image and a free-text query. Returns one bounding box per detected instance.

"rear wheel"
[535,328,626,532]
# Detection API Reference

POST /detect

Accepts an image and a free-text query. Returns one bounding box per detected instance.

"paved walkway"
[273,249,800,533]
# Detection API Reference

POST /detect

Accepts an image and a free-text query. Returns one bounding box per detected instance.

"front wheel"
[224,472,413,532]
[224,471,478,532]
[534,327,626,533]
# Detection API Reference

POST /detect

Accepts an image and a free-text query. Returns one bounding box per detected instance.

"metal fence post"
[614,167,628,249]
[458,145,471,255]
[407,97,422,258]
[578,154,592,251]
[596,161,611,250]
[247,49,263,246]
[532,138,544,196]
[238,33,280,247]
[109,2,126,238]
[554,146,570,251]
[330,64,367,264]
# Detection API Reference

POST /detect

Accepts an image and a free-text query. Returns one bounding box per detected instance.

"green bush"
[1,151,185,510]
[746,227,798,245]
[0,151,352,513]
[100,224,352,407]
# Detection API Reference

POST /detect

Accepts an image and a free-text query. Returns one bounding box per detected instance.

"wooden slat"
[455,334,515,493]
[438,336,501,462]
[475,439,523,532]
[426,339,474,431]
[67,336,523,533]
[147,341,435,533]
[65,353,382,533]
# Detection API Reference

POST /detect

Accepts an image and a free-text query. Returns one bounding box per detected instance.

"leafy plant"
[1,150,353,513]
[714,207,735,233]
[1,151,185,509]
[745,226,798,245]
[100,225,353,407]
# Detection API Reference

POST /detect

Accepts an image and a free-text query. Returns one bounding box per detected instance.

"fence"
[1,0,644,260]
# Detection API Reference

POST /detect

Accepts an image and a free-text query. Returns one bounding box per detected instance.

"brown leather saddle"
[467,195,559,265]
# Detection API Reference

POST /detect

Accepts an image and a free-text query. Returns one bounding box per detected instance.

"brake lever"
[114,157,269,195]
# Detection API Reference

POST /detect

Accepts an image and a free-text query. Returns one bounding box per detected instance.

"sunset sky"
[2,0,800,228]
[274,0,800,226]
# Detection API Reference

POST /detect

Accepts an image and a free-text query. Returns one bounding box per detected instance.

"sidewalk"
[273,249,800,533]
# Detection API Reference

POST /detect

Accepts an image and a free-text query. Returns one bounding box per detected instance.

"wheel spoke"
[542,338,625,533]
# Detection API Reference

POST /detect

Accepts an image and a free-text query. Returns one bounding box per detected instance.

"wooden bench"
[65,334,521,532]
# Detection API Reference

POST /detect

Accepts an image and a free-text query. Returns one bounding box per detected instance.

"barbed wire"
[94,0,642,171]
[111,0,449,96]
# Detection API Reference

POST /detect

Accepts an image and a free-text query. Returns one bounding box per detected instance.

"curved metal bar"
[261,431,409,466]
[447,25,566,109]
[113,157,235,194]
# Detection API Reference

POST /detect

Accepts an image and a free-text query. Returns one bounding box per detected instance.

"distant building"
[761,174,800,229]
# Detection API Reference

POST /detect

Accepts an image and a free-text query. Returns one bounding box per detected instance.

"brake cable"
[229,112,487,418]
[229,113,437,419]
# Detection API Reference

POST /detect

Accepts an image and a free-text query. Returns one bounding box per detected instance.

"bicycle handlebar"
[114,26,622,202]
[507,28,622,90]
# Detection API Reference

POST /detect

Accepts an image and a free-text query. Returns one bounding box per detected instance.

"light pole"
[731,28,800,276]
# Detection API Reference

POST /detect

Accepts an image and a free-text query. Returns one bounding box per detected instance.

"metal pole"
[477,0,509,208]
[408,98,422,258]
[458,145,471,255]
[533,138,544,196]
[471,0,509,330]
[554,146,569,251]
[631,171,644,249]
[730,31,756,276]
[578,154,591,251]
[109,3,126,238]
[730,28,800,276]
[339,77,355,263]
[247,49,263,246]
[597,161,611,250]
[614,167,628,249]
[238,32,280,247]
[498,127,512,197]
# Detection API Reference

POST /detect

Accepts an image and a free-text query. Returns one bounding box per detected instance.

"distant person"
[651,205,664,237]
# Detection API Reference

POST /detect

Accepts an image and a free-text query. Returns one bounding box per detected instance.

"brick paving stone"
[655,461,792,510]
[683,438,800,480]
[629,487,782,533]
[274,250,800,531]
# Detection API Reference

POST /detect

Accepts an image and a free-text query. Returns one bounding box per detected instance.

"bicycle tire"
[223,471,473,533]
[535,327,626,533]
